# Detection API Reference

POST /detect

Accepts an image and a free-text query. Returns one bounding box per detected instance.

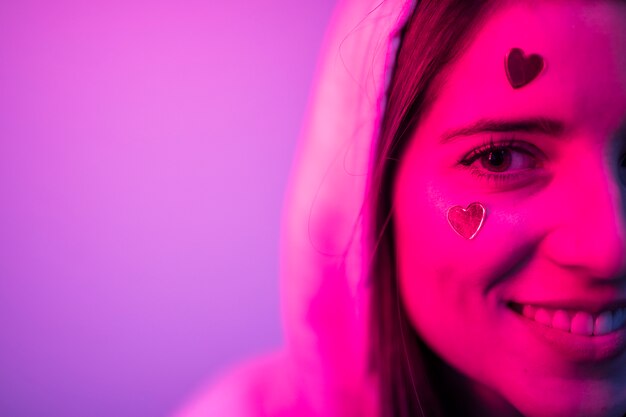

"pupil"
[488,150,505,166]
[480,149,511,172]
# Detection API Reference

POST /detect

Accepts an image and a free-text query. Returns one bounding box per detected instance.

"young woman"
[175,0,626,416]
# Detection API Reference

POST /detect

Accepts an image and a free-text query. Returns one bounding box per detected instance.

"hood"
[279,0,415,415]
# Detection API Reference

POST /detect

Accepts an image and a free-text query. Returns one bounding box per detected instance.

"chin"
[507,386,626,417]
[515,403,626,417]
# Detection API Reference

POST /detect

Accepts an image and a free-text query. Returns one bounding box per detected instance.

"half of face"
[393,2,626,417]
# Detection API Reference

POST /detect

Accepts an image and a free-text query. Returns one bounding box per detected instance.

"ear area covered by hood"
[172,1,415,417]
[279,0,415,416]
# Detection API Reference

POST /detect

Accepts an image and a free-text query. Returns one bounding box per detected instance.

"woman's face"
[393,2,626,417]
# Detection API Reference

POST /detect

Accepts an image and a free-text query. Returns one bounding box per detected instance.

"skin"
[393,2,626,417]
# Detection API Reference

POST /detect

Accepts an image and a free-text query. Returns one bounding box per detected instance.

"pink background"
[0,1,337,416]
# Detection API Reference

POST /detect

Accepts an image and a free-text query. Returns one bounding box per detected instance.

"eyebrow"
[440,117,566,143]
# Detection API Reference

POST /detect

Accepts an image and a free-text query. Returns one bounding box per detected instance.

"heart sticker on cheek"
[447,202,486,240]
[505,48,545,89]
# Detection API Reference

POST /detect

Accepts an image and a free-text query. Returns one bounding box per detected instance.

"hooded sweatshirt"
[173,1,415,416]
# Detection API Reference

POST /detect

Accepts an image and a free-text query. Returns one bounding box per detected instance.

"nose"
[541,152,626,281]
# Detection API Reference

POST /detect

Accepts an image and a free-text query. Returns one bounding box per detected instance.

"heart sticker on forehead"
[447,202,486,240]
[505,48,545,89]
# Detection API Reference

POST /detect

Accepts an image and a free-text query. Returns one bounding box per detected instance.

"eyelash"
[457,136,541,185]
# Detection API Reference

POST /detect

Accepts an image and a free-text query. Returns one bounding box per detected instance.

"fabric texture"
[279,0,415,415]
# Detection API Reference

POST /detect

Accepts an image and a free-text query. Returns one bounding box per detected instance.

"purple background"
[0,1,337,416]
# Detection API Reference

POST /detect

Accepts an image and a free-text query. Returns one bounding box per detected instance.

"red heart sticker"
[447,202,486,240]
[505,48,545,89]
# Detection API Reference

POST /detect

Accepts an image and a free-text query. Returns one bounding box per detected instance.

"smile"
[508,301,626,336]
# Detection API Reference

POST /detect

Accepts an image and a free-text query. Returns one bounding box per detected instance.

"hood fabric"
[280,0,415,415]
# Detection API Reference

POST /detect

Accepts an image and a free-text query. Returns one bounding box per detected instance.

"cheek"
[392,174,487,332]
[393,187,480,332]
[392,163,539,356]
[393,169,508,301]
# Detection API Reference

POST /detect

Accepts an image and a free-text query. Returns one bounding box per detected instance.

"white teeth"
[522,304,537,319]
[534,308,553,326]
[570,312,594,336]
[551,310,571,332]
[515,303,626,335]
[594,311,613,336]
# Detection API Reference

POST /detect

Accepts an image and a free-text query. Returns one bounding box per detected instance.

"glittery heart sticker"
[505,48,544,89]
[447,202,486,240]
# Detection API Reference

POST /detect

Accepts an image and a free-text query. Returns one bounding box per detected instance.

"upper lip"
[508,299,626,315]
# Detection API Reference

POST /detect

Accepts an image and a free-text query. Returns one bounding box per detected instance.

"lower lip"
[506,305,626,363]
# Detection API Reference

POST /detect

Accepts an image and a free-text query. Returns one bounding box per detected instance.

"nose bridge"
[550,151,626,279]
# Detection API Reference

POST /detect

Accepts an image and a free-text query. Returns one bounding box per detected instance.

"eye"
[476,147,537,173]
[460,140,540,172]
[458,138,545,187]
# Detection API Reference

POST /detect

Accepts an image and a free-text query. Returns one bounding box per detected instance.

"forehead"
[423,1,626,138]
